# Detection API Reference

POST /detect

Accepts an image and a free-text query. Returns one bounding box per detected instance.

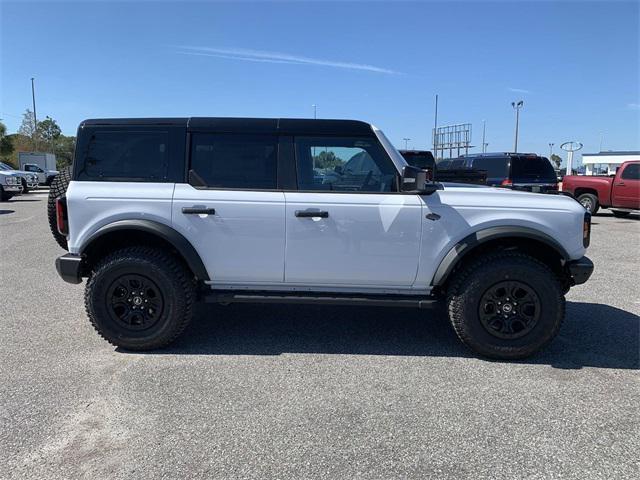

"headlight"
[6,176,18,185]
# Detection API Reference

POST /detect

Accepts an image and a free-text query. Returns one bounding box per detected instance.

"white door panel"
[284,192,423,286]
[172,184,285,283]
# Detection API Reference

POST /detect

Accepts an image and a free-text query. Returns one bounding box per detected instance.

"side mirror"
[401,165,438,194]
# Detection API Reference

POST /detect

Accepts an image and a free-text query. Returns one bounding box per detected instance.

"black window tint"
[621,163,640,180]
[81,131,169,181]
[510,156,557,183]
[190,134,277,189]
[471,157,509,179]
[295,136,397,192]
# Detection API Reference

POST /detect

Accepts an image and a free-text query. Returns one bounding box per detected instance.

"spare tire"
[47,166,72,250]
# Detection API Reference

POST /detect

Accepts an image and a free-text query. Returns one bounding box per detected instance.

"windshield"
[511,156,557,183]
[0,162,12,170]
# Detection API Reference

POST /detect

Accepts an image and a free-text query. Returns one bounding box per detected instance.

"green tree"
[550,154,562,169]
[314,151,343,170]
[0,121,15,161]
[18,109,39,148]
[54,135,76,168]
[38,116,62,151]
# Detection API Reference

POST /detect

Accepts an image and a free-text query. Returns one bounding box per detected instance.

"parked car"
[49,117,592,359]
[21,163,58,185]
[400,150,487,185]
[18,152,58,183]
[561,161,640,216]
[0,171,22,201]
[0,162,39,193]
[439,153,558,193]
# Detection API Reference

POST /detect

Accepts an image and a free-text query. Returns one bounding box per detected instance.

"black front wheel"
[447,252,565,359]
[85,247,195,350]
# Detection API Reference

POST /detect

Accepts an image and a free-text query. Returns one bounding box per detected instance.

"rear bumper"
[567,256,594,285]
[55,254,83,284]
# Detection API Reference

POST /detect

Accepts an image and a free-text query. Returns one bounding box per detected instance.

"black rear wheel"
[47,166,72,250]
[447,252,565,359]
[85,246,195,350]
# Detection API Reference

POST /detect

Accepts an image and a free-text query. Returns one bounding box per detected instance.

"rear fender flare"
[80,219,210,281]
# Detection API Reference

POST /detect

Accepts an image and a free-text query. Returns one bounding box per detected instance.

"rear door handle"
[182,207,216,215]
[295,210,329,218]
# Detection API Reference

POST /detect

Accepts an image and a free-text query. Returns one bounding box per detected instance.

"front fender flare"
[431,226,570,287]
[80,219,210,281]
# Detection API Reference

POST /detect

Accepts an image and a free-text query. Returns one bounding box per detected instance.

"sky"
[1,0,639,163]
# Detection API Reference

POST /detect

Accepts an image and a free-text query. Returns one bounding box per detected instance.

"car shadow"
[127,301,639,370]
[595,211,639,220]
[0,209,15,215]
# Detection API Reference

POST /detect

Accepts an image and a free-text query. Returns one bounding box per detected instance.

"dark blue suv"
[438,153,558,193]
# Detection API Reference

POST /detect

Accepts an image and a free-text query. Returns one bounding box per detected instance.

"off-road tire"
[47,166,72,250]
[611,210,631,218]
[0,185,9,202]
[21,178,30,194]
[577,193,599,215]
[447,252,565,360]
[85,246,195,350]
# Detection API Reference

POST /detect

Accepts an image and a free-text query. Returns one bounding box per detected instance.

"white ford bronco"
[50,118,593,359]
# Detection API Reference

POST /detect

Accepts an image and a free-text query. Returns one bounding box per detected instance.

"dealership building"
[580,151,639,175]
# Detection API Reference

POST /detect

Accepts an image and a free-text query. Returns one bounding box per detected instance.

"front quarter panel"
[415,187,587,289]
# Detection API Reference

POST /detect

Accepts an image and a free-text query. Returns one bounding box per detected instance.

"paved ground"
[1,191,638,479]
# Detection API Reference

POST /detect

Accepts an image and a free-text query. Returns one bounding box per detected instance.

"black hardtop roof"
[79,117,374,135]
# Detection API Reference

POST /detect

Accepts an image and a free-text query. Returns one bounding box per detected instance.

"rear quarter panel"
[66,181,175,254]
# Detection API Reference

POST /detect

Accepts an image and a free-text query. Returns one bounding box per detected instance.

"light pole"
[482,120,487,153]
[312,104,317,119]
[403,138,410,150]
[31,77,38,150]
[511,100,523,153]
[549,142,554,158]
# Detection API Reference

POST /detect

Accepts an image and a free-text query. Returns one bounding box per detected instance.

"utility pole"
[31,77,38,150]
[433,94,438,159]
[549,142,554,158]
[403,138,410,150]
[599,132,604,152]
[312,104,317,119]
[511,100,523,153]
[482,120,487,153]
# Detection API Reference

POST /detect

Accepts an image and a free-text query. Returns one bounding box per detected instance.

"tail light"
[583,212,591,247]
[56,197,68,236]
[500,179,513,187]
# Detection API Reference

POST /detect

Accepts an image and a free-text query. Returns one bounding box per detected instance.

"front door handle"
[182,207,216,215]
[615,182,625,186]
[295,210,329,218]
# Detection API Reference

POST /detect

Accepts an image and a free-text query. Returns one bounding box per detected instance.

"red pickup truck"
[562,161,640,216]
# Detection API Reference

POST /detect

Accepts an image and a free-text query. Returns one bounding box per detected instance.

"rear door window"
[190,133,278,189]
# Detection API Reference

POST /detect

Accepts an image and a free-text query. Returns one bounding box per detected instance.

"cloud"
[628,103,640,110]
[174,46,401,75]
[508,87,531,94]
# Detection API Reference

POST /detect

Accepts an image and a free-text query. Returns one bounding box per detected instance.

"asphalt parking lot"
[1,191,638,479]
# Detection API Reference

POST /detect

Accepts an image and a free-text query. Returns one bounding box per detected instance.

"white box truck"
[18,152,59,185]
